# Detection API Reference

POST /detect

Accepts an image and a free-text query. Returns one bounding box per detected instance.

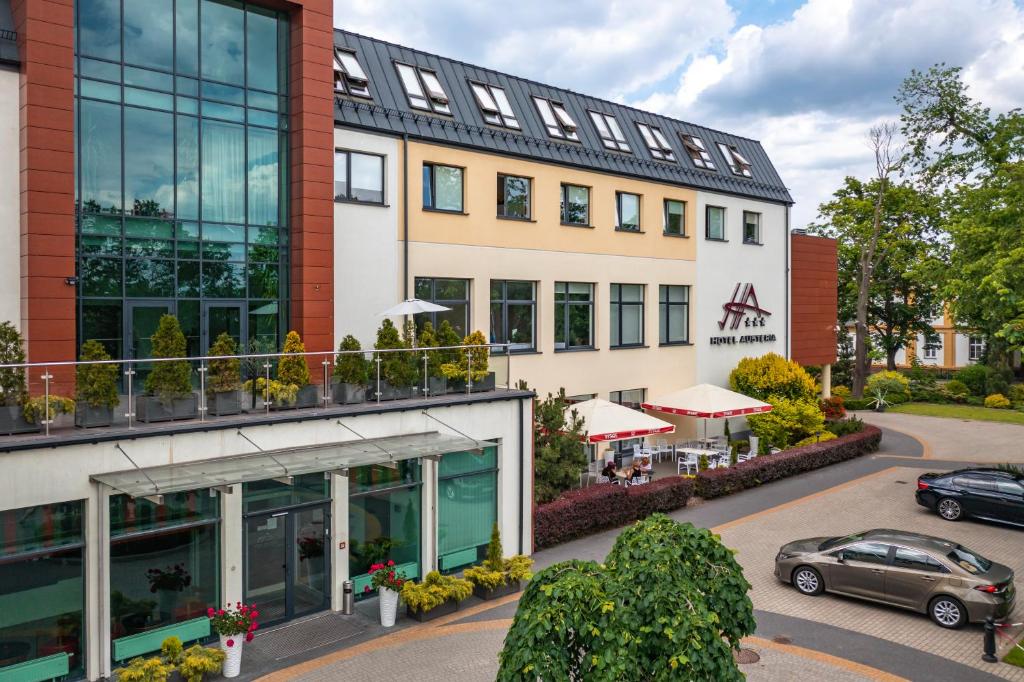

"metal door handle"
[920,576,936,582]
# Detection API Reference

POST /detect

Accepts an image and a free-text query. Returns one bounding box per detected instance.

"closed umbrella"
[378,299,451,347]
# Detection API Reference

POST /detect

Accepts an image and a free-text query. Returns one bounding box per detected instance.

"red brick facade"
[790,233,838,366]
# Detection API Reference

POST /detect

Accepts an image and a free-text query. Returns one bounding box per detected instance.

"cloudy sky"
[333,0,1024,227]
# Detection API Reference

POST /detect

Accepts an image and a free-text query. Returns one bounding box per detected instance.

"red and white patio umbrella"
[641,383,773,418]
[566,398,676,443]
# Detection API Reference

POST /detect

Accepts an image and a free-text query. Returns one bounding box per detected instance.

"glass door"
[292,506,329,617]
[125,300,173,386]
[244,512,288,624]
[203,301,246,354]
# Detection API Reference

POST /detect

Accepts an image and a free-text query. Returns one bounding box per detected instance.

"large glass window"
[611,284,644,348]
[0,502,85,679]
[561,184,590,226]
[706,206,726,240]
[554,282,593,350]
[109,493,220,641]
[243,473,330,515]
[664,199,685,236]
[438,447,498,572]
[659,285,689,345]
[490,281,535,351]
[616,192,641,232]
[422,163,463,212]
[743,211,761,244]
[334,150,384,204]
[497,174,530,220]
[414,278,470,337]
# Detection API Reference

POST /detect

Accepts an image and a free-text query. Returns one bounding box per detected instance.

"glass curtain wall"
[75,0,290,359]
[0,502,85,678]
[437,447,497,573]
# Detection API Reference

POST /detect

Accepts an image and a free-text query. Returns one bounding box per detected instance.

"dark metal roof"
[0,0,17,66]
[334,30,793,205]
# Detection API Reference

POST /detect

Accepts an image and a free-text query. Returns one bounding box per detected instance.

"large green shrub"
[984,393,1011,409]
[1009,383,1024,404]
[416,322,444,378]
[400,571,473,613]
[207,332,241,394]
[747,396,825,449]
[374,319,417,387]
[0,321,26,406]
[728,353,817,402]
[441,330,489,382]
[533,388,587,503]
[333,335,369,385]
[866,371,911,402]
[144,315,192,402]
[955,364,1012,397]
[77,339,119,409]
[277,330,311,388]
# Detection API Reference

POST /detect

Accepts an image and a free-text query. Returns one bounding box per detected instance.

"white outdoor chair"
[737,451,755,463]
[632,444,644,460]
[677,451,699,475]
[580,459,601,487]
[769,447,782,455]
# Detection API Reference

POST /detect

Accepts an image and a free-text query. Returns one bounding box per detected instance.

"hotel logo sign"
[711,283,776,345]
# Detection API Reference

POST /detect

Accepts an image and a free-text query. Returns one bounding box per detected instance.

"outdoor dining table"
[679,447,728,464]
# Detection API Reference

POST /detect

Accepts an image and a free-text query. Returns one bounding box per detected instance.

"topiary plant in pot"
[0,321,36,435]
[464,523,533,600]
[76,339,120,427]
[207,332,242,416]
[274,331,319,409]
[417,322,447,396]
[139,315,197,423]
[400,570,473,622]
[441,330,492,392]
[434,320,462,394]
[373,319,416,400]
[332,335,369,405]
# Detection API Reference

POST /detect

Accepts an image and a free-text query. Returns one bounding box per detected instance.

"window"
[923,336,941,360]
[334,49,370,98]
[615,192,641,232]
[565,393,596,404]
[470,81,519,128]
[969,336,985,362]
[610,389,647,457]
[610,283,644,348]
[680,134,715,169]
[664,199,685,236]
[706,205,726,240]
[659,285,689,345]
[422,163,463,212]
[414,277,470,337]
[334,150,384,204]
[953,475,995,492]
[636,122,675,161]
[561,184,590,225]
[534,97,579,140]
[490,280,536,351]
[395,63,451,114]
[589,111,631,152]
[995,479,1024,495]
[743,211,761,244]
[349,462,422,594]
[893,547,945,573]
[438,447,498,572]
[839,542,891,565]
[717,142,753,177]
[554,282,594,350]
[497,174,531,219]
[946,544,992,574]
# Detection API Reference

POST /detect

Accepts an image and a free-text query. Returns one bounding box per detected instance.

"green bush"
[333,335,369,385]
[278,330,311,388]
[441,330,489,382]
[844,398,873,411]
[1008,383,1024,404]
[984,393,1011,409]
[207,332,241,394]
[945,380,970,397]
[866,371,911,402]
[0,321,26,406]
[728,353,817,402]
[400,571,473,613]
[792,431,838,448]
[21,395,75,424]
[144,315,192,402]
[374,319,417,387]
[77,339,119,409]
[825,416,865,437]
[832,385,851,398]
[966,395,985,406]
[747,396,825,450]
[464,524,533,590]
[955,364,1012,397]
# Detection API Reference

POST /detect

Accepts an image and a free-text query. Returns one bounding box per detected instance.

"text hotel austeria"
[0,3,837,681]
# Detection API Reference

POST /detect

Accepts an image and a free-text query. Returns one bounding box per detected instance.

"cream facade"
[0,64,19,328]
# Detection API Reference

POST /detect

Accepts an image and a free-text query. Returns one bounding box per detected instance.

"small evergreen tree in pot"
[332,335,369,404]
[441,330,492,392]
[76,339,120,427]
[435,320,461,393]
[0,321,75,434]
[275,331,318,409]
[417,322,447,396]
[207,332,242,416]
[139,315,197,422]
[373,319,417,399]
[464,522,533,600]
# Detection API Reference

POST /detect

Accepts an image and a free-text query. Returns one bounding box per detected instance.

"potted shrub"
[463,523,533,600]
[368,559,406,627]
[138,315,197,423]
[441,330,493,392]
[401,570,473,622]
[208,602,259,678]
[868,389,890,413]
[206,333,242,416]
[0,321,36,435]
[434,320,462,394]
[116,636,224,682]
[331,335,369,405]
[373,320,417,400]
[273,331,319,409]
[417,322,447,396]
[76,339,119,427]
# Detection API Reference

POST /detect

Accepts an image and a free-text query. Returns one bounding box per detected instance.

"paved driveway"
[718,465,1024,680]
[859,411,1024,463]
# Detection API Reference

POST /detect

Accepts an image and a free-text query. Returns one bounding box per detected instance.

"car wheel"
[937,498,963,521]
[929,596,967,629]
[792,566,824,596]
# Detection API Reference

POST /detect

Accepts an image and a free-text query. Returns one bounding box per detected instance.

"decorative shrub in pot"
[401,570,473,622]
[332,335,369,404]
[0,321,37,435]
[208,602,259,678]
[368,559,407,627]
[464,523,533,600]
[272,331,319,409]
[441,330,493,392]
[206,332,242,416]
[434,320,462,394]
[76,339,119,427]
[372,320,417,400]
[138,315,198,423]
[115,636,224,682]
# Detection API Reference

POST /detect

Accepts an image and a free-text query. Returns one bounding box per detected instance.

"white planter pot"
[220,634,244,678]
[379,587,400,627]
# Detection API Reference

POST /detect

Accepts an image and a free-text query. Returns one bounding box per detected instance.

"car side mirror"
[835,552,845,563]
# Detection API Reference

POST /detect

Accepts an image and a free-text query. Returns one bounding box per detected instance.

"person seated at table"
[601,461,617,483]
[629,462,645,483]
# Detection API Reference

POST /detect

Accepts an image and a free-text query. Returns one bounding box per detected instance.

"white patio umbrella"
[378,299,451,347]
[641,383,772,443]
[567,398,675,444]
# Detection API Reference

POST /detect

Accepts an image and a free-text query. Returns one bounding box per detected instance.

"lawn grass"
[887,402,1024,426]
[1005,636,1024,667]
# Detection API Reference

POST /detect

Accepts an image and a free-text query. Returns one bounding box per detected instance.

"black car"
[916,468,1024,527]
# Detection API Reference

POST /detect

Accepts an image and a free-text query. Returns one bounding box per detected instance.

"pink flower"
[246,632,254,642]
[207,607,215,617]
[251,623,259,632]
[387,571,394,580]
[363,585,370,593]
[226,639,235,648]
[251,610,259,619]
[217,609,225,616]
[387,559,395,567]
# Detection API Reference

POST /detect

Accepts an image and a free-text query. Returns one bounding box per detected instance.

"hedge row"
[694,425,882,499]
[534,476,694,550]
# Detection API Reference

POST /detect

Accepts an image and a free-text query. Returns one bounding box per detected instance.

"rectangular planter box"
[473,580,522,601]
[332,381,366,405]
[136,394,199,423]
[0,405,41,435]
[75,402,114,428]
[448,372,496,394]
[405,598,459,622]
[207,390,242,416]
[369,380,414,401]
[426,376,447,396]
[272,384,322,410]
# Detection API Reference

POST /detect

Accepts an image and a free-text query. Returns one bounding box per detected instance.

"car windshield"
[818,532,866,551]
[947,545,992,574]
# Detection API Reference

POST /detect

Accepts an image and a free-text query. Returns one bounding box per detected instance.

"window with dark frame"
[743,211,761,244]
[717,142,753,177]
[616,192,641,232]
[413,277,470,337]
[334,49,371,98]
[968,336,985,362]
[659,285,689,345]
[561,184,590,225]
[490,280,536,352]
[664,199,685,236]
[334,150,384,204]
[470,81,519,129]
[706,205,726,240]
[422,163,464,212]
[589,111,631,152]
[395,63,451,115]
[554,282,594,350]
[923,336,941,360]
[636,122,675,161]
[610,283,644,348]
[497,174,531,219]
[680,134,715,169]
[610,388,647,456]
[534,96,579,140]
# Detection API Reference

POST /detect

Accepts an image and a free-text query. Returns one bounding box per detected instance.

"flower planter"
[332,381,366,405]
[473,372,496,392]
[406,597,459,622]
[378,587,400,627]
[472,580,522,601]
[272,384,321,410]
[370,380,414,401]
[75,403,114,428]
[0,405,41,435]
[426,376,447,397]
[207,390,242,416]
[135,394,199,423]
[219,635,243,678]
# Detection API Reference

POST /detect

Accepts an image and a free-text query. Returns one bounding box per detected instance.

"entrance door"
[244,504,330,626]
[203,301,246,354]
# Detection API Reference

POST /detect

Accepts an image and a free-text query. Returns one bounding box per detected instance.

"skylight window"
[395,63,451,114]
[334,49,371,98]
[717,142,753,177]
[680,134,715,170]
[470,81,519,129]
[589,111,630,152]
[533,96,579,141]
[636,122,675,162]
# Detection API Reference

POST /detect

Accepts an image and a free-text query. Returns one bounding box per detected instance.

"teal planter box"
[0,653,69,682]
[112,616,210,662]
[353,561,419,596]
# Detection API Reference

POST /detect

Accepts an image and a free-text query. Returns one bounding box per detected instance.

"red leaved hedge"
[534,476,694,550]
[694,425,882,499]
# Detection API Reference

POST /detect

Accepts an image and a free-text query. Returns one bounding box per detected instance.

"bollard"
[982,616,997,663]
[342,580,354,615]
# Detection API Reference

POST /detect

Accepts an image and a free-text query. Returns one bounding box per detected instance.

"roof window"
[589,111,630,152]
[470,81,519,129]
[533,96,579,141]
[717,142,753,177]
[395,63,451,114]
[680,134,715,170]
[637,122,675,162]
[334,49,371,98]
